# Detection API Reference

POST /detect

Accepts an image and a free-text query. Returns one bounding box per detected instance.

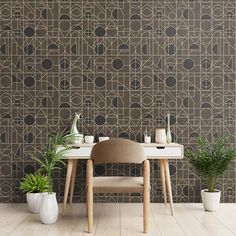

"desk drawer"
[143,146,182,158]
[58,147,92,157]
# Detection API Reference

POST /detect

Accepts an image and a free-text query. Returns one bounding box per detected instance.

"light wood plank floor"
[0,203,236,236]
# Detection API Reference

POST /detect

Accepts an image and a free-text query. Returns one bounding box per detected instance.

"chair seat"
[93,176,144,193]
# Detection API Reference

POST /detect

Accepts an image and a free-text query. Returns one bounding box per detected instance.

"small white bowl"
[85,136,94,144]
[98,137,109,142]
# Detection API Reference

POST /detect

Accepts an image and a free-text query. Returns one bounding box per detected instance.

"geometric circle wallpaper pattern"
[0,0,236,203]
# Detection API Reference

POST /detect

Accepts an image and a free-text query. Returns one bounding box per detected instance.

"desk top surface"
[60,142,183,148]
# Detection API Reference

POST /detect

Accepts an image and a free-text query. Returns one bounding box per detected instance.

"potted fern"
[186,136,236,211]
[20,173,50,213]
[31,132,70,224]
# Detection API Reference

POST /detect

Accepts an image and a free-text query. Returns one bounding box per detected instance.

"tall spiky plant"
[31,131,70,193]
[185,136,236,192]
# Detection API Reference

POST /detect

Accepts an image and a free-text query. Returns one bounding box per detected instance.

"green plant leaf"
[20,173,50,193]
[185,135,236,192]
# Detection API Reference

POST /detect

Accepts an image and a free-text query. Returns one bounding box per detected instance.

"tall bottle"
[166,113,172,143]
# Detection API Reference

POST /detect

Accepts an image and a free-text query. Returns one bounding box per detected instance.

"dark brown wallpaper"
[0,0,236,203]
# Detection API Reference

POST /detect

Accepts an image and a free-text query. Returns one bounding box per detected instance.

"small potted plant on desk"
[186,136,236,211]
[20,172,50,213]
[32,133,70,224]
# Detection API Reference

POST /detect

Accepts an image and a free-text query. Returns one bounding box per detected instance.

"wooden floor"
[0,203,236,236]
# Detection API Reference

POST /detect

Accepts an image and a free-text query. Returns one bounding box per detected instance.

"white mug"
[99,137,109,142]
[155,128,167,144]
[84,136,94,144]
[144,136,151,144]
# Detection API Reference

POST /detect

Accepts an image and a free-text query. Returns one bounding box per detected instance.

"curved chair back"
[90,139,146,164]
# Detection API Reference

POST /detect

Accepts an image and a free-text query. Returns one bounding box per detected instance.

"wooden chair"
[86,139,150,233]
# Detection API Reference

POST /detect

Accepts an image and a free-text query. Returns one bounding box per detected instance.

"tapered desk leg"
[163,159,174,215]
[69,160,78,206]
[63,159,74,215]
[159,160,167,205]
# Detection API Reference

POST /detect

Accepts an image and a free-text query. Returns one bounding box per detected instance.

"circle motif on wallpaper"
[95,115,105,125]
[24,26,35,37]
[201,109,212,120]
[1,76,11,87]
[130,20,141,32]
[95,44,106,55]
[24,76,35,87]
[166,76,176,87]
[60,21,70,31]
[24,114,35,125]
[112,58,123,70]
[130,109,141,120]
[95,26,105,37]
[0,164,11,176]
[165,26,176,37]
[95,76,105,88]
[142,76,152,88]
[42,58,53,70]
[183,59,194,70]
[71,76,82,88]
[1,94,11,106]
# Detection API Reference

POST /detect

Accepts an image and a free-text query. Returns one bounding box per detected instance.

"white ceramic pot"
[26,192,43,213]
[201,189,221,212]
[40,192,58,224]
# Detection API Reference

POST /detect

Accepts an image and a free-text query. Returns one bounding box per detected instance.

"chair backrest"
[90,139,146,164]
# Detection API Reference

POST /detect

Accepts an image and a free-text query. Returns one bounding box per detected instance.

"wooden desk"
[60,143,184,215]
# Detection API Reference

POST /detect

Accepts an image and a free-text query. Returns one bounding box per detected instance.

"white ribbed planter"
[26,192,43,214]
[40,192,58,224]
[201,189,221,212]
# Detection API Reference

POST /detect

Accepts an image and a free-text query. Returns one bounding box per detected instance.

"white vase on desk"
[166,113,172,143]
[155,128,167,144]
